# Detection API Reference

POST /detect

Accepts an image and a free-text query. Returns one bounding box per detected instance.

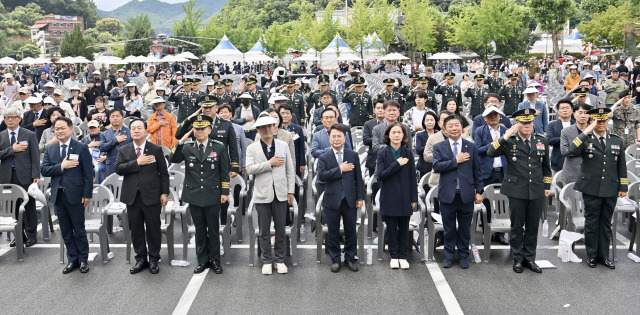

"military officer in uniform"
[423,67,439,91]
[169,77,200,123]
[435,72,462,112]
[221,79,240,110]
[465,74,490,118]
[375,78,404,117]
[404,76,437,114]
[498,73,523,116]
[399,72,420,102]
[172,115,230,274]
[486,68,503,94]
[281,77,306,125]
[568,108,626,269]
[307,75,338,116]
[487,108,551,274]
[192,78,204,97]
[342,77,373,127]
[245,77,269,111]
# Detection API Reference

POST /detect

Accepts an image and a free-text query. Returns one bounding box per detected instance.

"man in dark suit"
[433,115,484,268]
[471,94,512,135]
[20,95,49,142]
[41,116,93,274]
[363,99,386,176]
[546,99,575,172]
[99,109,132,176]
[279,104,306,178]
[317,124,365,273]
[474,105,509,245]
[115,118,170,275]
[0,107,41,247]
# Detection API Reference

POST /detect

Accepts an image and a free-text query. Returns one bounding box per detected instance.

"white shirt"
[448,137,462,155]
[59,138,72,171]
[561,121,571,129]
[241,106,254,131]
[411,108,427,129]
[488,125,502,168]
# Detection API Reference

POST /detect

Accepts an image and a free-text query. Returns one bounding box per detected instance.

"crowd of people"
[0,53,638,276]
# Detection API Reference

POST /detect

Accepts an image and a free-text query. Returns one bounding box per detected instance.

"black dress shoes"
[80,262,90,273]
[25,239,37,247]
[194,262,211,274]
[513,260,523,273]
[522,260,542,273]
[586,258,597,268]
[495,234,510,245]
[598,257,615,269]
[330,262,341,273]
[211,261,223,274]
[63,262,80,274]
[149,261,160,274]
[344,260,359,272]
[9,239,17,247]
[130,260,149,274]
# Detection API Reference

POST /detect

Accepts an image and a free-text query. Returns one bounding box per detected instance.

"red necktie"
[136,147,141,157]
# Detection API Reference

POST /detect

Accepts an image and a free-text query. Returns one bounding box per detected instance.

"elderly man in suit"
[41,116,93,274]
[433,115,484,268]
[20,95,49,143]
[317,124,365,273]
[246,113,295,275]
[99,109,132,176]
[115,118,169,275]
[560,103,592,184]
[0,107,41,247]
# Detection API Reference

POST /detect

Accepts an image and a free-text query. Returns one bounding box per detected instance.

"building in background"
[30,15,85,56]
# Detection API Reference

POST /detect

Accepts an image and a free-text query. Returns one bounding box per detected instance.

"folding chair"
[314,193,366,264]
[247,199,299,267]
[481,184,511,262]
[0,185,28,261]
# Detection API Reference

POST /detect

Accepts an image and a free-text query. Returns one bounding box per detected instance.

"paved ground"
[0,207,638,315]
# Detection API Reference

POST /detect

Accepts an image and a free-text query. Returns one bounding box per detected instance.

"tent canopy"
[246,40,266,55]
[566,29,583,40]
[205,35,243,63]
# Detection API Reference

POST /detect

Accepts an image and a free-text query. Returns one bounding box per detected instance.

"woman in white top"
[124,82,144,118]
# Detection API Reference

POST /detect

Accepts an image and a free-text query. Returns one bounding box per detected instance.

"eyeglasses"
[4,116,19,120]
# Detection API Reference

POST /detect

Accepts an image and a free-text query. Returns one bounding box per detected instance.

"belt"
[456,189,461,194]
[493,167,502,172]
[58,187,66,193]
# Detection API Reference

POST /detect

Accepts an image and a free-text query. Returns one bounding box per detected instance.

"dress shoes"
[130,260,149,274]
[330,262,341,273]
[80,262,90,273]
[9,234,27,248]
[586,258,597,268]
[63,262,80,274]
[25,239,37,247]
[149,261,160,274]
[513,260,523,273]
[459,258,470,269]
[344,260,359,272]
[522,260,542,273]
[211,261,223,274]
[495,234,510,245]
[194,262,211,274]
[598,257,615,269]
[442,258,453,268]
[434,237,444,248]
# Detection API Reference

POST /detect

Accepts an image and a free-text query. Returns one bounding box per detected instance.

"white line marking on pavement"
[172,269,210,315]
[0,215,55,257]
[426,262,464,315]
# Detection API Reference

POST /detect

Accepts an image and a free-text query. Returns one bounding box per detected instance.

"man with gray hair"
[0,73,21,102]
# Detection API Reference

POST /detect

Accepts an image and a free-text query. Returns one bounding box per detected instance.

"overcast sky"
[93,0,188,11]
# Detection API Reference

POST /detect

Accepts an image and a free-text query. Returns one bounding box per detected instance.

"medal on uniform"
[211,164,215,170]
[189,162,194,167]
[588,154,593,159]
[615,156,618,161]
[512,156,517,161]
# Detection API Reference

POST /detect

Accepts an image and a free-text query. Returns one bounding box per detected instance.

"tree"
[447,7,483,52]
[263,22,290,58]
[60,24,93,60]
[579,0,622,15]
[529,0,576,58]
[18,43,41,59]
[173,0,205,37]
[123,14,155,57]
[579,4,634,49]
[400,0,439,59]
[95,18,123,37]
[370,0,395,54]
[7,3,43,28]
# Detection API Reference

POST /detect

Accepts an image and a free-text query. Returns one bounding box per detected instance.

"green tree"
[263,22,290,58]
[579,4,634,49]
[173,0,205,37]
[18,43,41,59]
[297,3,342,53]
[370,0,395,53]
[447,7,483,52]
[123,14,155,57]
[345,0,386,59]
[579,0,622,15]
[60,24,93,60]
[7,3,44,28]
[400,0,439,58]
[95,18,123,37]
[529,0,576,58]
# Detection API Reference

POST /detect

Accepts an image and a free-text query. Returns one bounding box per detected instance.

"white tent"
[205,35,243,64]
[528,35,584,54]
[428,52,462,60]
[0,56,17,64]
[177,51,199,60]
[380,53,409,61]
[320,34,355,70]
[356,32,385,61]
[245,54,274,62]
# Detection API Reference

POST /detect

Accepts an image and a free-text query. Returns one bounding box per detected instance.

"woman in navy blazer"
[415,111,439,178]
[376,122,418,269]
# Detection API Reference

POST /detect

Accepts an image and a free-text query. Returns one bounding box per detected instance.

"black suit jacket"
[115,141,170,206]
[317,148,365,209]
[0,127,40,185]
[21,108,50,142]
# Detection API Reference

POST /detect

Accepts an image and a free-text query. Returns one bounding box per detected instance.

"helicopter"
[86,34,221,57]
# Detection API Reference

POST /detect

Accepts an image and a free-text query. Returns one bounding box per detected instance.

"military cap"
[574,87,589,96]
[619,90,630,98]
[215,81,225,88]
[409,73,420,80]
[587,107,611,121]
[182,78,193,85]
[192,77,201,84]
[444,72,455,79]
[508,73,518,80]
[512,108,536,122]
[353,77,366,86]
[190,114,214,128]
[198,95,219,107]
[283,77,296,86]
[425,67,433,72]
[490,67,499,72]
[223,78,234,86]
[418,76,429,83]
[318,76,330,85]
[383,78,395,86]
[475,74,486,81]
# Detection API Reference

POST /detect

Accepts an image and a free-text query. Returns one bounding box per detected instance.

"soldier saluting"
[568,107,627,269]
[435,72,462,112]
[464,74,490,118]
[486,67,503,94]
[280,77,306,125]
[498,73,523,116]
[342,77,373,127]
[487,108,551,274]
[169,77,200,123]
[375,78,404,117]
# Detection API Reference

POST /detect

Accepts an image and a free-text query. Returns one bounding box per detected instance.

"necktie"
[453,142,459,189]
[199,144,205,160]
[136,147,141,157]
[61,144,67,159]
[10,131,16,166]
[337,151,343,165]
[600,137,605,150]
[525,139,531,153]
[34,111,39,120]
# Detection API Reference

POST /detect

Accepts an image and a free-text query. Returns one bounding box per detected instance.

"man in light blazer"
[0,107,40,247]
[41,116,93,274]
[317,124,365,273]
[433,115,484,269]
[115,118,169,275]
[246,113,295,275]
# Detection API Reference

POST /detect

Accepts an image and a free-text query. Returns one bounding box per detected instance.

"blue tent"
[247,40,266,53]
[205,35,243,63]
[566,29,584,40]
[324,34,351,50]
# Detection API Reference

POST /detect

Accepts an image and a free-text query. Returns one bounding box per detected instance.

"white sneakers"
[390,259,410,269]
[262,264,272,275]
[390,259,399,269]
[399,259,410,269]
[262,263,288,275]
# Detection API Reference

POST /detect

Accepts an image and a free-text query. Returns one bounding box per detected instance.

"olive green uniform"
[464,85,490,118]
[343,91,373,127]
[283,90,306,125]
[434,84,462,112]
[375,90,404,116]
[307,90,338,116]
[169,91,200,123]
[486,75,504,94]
[176,116,240,173]
[498,85,523,116]
[249,89,269,112]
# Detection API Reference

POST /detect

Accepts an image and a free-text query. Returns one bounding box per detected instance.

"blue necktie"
[33,111,39,133]
[453,142,459,189]
[61,144,67,159]
[10,131,16,166]
[338,151,346,199]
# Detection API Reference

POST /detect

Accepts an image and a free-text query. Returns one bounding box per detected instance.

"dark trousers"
[11,169,36,240]
[326,199,357,263]
[481,170,504,234]
[441,193,474,260]
[383,215,410,259]
[508,197,544,262]
[190,204,221,265]
[56,189,89,263]
[256,200,288,264]
[127,191,162,263]
[582,194,616,259]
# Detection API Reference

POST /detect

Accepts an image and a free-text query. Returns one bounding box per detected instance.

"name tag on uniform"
[536,143,545,150]
[625,128,629,134]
